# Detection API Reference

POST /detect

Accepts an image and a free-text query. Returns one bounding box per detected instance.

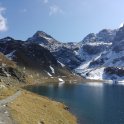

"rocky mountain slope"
[80,29,116,44]
[0,52,27,86]
[27,29,124,82]
[27,31,82,69]
[0,37,80,85]
[75,26,124,82]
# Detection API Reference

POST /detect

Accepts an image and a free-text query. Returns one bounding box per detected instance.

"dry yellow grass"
[9,91,77,124]
[0,52,16,68]
[0,87,17,99]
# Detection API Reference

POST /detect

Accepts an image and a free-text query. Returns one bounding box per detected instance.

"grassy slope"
[0,52,78,124]
[9,91,77,124]
[0,87,17,100]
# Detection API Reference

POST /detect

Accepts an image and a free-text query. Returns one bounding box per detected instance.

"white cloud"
[0,6,7,32]
[49,5,64,16]
[43,0,48,4]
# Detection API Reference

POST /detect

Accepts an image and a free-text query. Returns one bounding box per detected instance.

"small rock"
[64,106,69,110]
[38,121,44,124]
[3,105,7,107]
[4,111,8,114]
[43,105,47,108]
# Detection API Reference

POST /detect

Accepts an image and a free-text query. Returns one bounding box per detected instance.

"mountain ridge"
[1,25,124,83]
[75,25,124,82]
[0,37,81,85]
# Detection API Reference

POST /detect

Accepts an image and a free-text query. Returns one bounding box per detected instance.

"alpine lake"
[25,82,124,124]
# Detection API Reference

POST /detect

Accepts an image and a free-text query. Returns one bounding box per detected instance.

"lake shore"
[8,90,77,124]
[0,77,113,124]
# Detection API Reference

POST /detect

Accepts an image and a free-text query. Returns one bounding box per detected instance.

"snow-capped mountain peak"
[0,37,14,42]
[75,26,124,82]
[80,29,116,45]
[119,23,124,28]
[33,31,54,40]
[27,31,60,46]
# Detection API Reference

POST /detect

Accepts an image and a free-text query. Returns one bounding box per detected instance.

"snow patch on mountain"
[5,50,16,60]
[46,71,52,77]
[57,60,65,67]
[119,23,124,28]
[58,78,64,82]
[85,42,112,46]
[43,36,53,41]
[85,67,105,80]
[76,26,124,82]
[49,65,55,74]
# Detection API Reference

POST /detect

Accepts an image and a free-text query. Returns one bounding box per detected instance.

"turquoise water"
[25,83,124,124]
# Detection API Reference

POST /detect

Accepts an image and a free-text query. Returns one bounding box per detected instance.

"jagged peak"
[27,30,60,45]
[81,33,96,43]
[97,29,117,37]
[0,36,14,42]
[98,29,114,33]
[80,28,116,44]
[33,31,53,39]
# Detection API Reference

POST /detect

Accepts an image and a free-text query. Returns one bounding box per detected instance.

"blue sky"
[0,0,124,42]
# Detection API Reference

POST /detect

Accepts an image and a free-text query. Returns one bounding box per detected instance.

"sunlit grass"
[0,87,17,99]
[9,91,77,124]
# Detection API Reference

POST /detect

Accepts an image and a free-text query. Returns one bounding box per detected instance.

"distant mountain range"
[1,25,124,83]
[76,26,124,82]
